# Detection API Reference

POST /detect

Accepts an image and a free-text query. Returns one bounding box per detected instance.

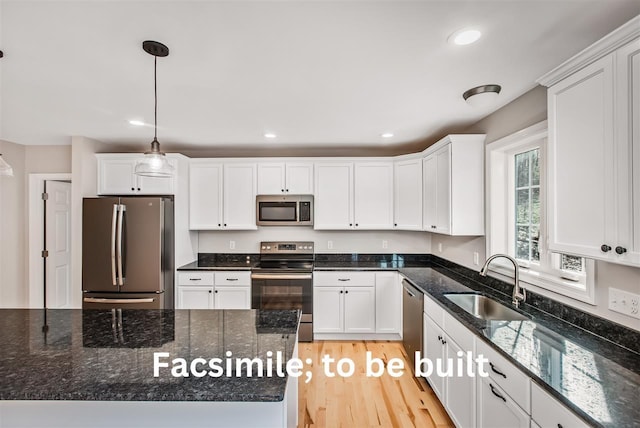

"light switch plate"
[608,288,640,319]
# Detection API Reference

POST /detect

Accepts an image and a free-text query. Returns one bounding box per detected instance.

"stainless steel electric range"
[251,241,314,342]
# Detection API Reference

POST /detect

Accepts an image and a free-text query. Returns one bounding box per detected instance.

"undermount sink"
[444,293,528,321]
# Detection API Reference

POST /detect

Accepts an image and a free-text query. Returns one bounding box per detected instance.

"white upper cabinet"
[314,162,354,229]
[539,17,640,266]
[422,135,485,236]
[354,162,394,229]
[257,162,314,195]
[314,161,394,230]
[394,157,423,230]
[189,161,257,230]
[97,154,175,195]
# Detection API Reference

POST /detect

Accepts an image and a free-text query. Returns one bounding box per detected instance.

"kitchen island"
[0,309,299,428]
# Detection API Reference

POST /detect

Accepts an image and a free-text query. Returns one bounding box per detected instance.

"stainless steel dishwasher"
[402,278,423,374]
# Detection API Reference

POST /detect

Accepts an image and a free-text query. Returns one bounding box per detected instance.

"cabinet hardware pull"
[441,339,446,344]
[437,335,442,341]
[615,246,627,255]
[394,223,397,226]
[281,189,284,192]
[215,290,218,293]
[557,424,564,428]
[489,362,507,378]
[601,244,612,252]
[189,278,202,281]
[226,278,238,281]
[208,290,212,293]
[349,223,353,226]
[338,278,350,281]
[489,383,506,402]
[355,223,359,226]
[339,290,343,294]
[345,290,349,294]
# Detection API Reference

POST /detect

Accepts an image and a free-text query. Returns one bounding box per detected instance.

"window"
[487,121,594,304]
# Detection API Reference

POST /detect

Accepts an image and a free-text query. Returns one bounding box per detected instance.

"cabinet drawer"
[314,271,375,287]
[423,294,444,326]
[214,271,251,286]
[476,339,530,414]
[178,272,214,286]
[442,310,474,352]
[531,381,589,428]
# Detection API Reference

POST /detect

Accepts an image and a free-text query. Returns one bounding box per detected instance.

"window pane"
[531,187,540,224]
[516,189,530,224]
[561,254,584,272]
[515,152,530,188]
[531,149,540,186]
[516,226,530,260]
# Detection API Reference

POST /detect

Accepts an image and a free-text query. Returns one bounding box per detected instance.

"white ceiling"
[1,1,639,154]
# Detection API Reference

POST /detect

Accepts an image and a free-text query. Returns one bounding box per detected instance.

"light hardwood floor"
[297,341,454,428]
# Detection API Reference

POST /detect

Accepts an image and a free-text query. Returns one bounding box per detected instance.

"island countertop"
[0,309,299,402]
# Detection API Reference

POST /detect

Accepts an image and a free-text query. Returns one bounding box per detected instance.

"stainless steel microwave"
[256,195,313,226]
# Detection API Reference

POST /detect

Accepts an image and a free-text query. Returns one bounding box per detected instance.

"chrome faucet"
[479,254,526,308]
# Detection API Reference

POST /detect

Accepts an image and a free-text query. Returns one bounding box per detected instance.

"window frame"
[486,121,595,305]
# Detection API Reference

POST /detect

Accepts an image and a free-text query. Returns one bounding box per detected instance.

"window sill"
[486,262,596,305]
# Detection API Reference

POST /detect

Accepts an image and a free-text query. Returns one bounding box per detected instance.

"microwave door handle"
[116,204,125,286]
[111,204,118,286]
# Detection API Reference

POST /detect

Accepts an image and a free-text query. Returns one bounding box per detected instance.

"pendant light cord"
[154,55,158,141]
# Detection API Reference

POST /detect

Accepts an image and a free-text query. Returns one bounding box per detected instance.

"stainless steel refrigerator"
[82,197,174,309]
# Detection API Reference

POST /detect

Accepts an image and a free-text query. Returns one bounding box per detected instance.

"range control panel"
[259,241,314,254]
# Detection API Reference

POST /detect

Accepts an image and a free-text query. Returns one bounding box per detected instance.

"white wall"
[438,85,640,331]
[199,228,431,254]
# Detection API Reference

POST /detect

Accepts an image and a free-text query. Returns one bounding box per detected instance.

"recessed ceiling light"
[381,133,394,138]
[129,120,145,126]
[448,28,482,46]
[264,133,277,139]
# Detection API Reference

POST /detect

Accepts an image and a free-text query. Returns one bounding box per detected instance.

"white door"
[45,181,72,308]
[189,163,223,229]
[423,314,445,400]
[314,163,353,229]
[98,159,136,195]
[477,376,530,428]
[423,155,437,231]
[313,287,344,333]
[445,338,476,428]
[343,286,376,333]
[223,163,257,229]
[178,286,214,309]
[394,158,423,230]
[285,162,314,194]
[375,272,401,333]
[354,162,394,229]
[257,163,286,194]
[214,287,251,309]
[435,145,451,234]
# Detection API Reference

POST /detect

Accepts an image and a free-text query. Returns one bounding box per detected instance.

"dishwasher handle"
[402,279,423,300]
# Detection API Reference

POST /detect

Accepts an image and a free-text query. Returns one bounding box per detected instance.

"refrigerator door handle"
[111,204,118,286]
[84,297,155,304]
[116,204,125,286]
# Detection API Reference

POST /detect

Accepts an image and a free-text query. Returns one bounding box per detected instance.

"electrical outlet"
[609,288,640,319]
[438,242,443,253]
[473,252,480,266]
[382,240,388,249]
[229,240,235,250]
[327,240,333,250]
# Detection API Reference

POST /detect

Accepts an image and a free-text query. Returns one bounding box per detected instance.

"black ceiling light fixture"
[134,40,175,178]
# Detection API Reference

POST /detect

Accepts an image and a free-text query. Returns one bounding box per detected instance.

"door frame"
[28,173,72,308]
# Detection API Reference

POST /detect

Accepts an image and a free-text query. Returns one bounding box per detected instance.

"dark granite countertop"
[177,253,258,271]
[0,309,299,402]
[398,267,640,428]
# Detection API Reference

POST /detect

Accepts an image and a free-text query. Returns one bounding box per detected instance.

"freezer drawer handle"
[84,297,155,304]
[111,204,118,286]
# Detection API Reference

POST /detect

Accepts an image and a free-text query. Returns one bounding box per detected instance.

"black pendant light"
[134,40,174,178]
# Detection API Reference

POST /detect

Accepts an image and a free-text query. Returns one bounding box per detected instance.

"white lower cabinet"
[531,381,589,428]
[374,271,401,334]
[177,271,250,309]
[313,285,375,333]
[477,376,530,428]
[313,286,344,333]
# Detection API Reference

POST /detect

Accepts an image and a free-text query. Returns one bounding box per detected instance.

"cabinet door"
[98,159,136,195]
[178,286,213,309]
[394,158,423,230]
[375,272,401,333]
[189,163,223,229]
[434,145,451,234]
[136,159,175,195]
[313,287,344,333]
[314,163,353,229]
[423,155,437,231]
[423,314,445,401]
[214,287,251,309]
[285,162,314,194]
[354,162,394,229]
[616,38,640,266]
[343,286,376,333]
[547,54,614,259]
[257,163,286,194]
[223,163,257,229]
[445,338,476,428]
[477,376,530,428]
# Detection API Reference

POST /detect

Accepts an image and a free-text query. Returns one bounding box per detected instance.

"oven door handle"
[251,273,313,280]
